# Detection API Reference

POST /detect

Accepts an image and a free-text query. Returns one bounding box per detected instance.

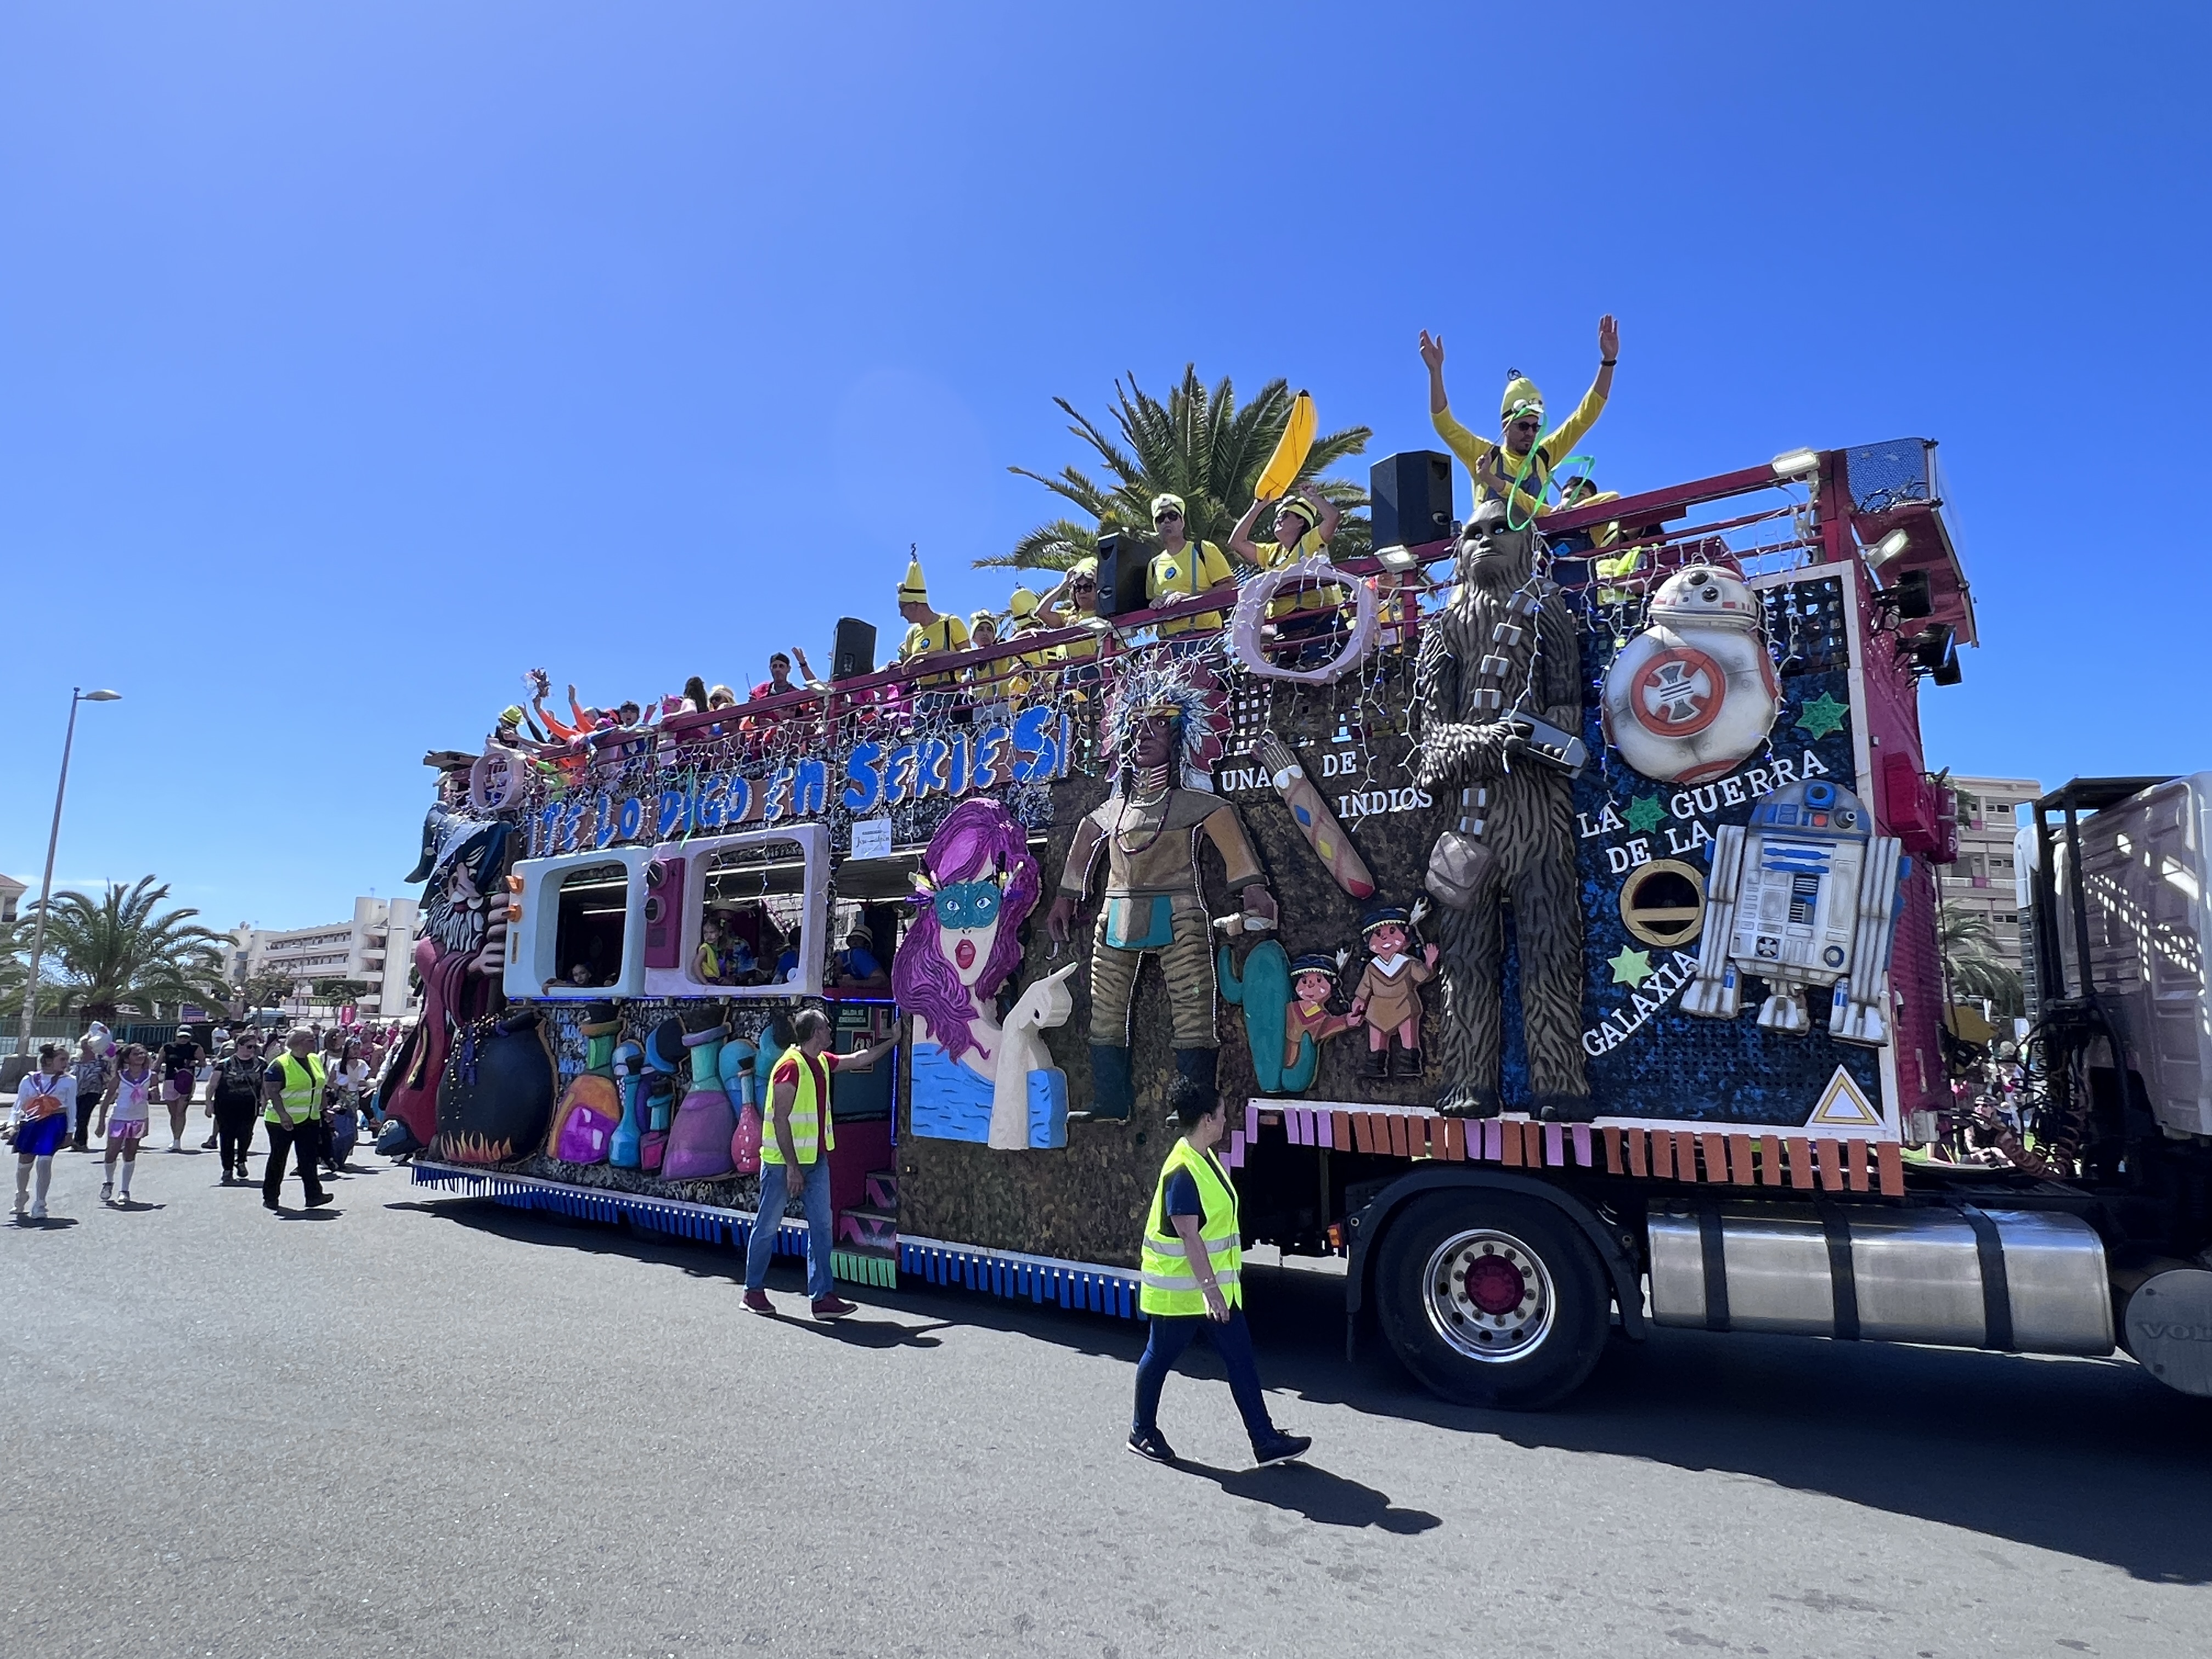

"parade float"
[386,427,2212,1409]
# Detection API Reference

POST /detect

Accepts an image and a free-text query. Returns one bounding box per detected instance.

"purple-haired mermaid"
[893,799,1069,1148]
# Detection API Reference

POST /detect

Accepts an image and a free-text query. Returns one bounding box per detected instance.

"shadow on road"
[10,1216,81,1230]
[394,1193,2212,1582]
[1175,1458,1442,1532]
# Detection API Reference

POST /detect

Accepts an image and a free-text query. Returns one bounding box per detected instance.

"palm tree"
[1939,905,2023,1017]
[0,911,31,1016]
[30,877,229,1025]
[985,367,1373,573]
[240,969,298,1014]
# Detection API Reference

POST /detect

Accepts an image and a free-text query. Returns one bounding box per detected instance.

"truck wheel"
[1372,1189,1611,1410]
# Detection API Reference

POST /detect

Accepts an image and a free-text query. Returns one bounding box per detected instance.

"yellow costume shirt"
[1147,538,1237,636]
[1432,378,1609,521]
[899,614,971,687]
[1250,529,1339,618]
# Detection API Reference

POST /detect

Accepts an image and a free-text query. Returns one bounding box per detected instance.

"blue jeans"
[744,1157,834,1300]
[1132,1308,1277,1446]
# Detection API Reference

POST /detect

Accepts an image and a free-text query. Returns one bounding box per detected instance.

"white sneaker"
[10,1194,24,1218]
[28,1202,46,1221]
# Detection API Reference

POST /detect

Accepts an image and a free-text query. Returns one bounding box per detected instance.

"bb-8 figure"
[1601,564,1779,786]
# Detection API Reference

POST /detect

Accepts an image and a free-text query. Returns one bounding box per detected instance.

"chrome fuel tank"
[1649,1203,2112,1356]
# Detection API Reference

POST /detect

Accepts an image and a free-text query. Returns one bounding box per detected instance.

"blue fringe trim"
[895,1238,1136,1319]
[409,1162,1138,1319]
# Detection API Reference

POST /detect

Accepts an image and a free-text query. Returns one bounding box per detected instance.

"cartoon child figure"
[1284,952,1355,1076]
[1348,903,1437,1080]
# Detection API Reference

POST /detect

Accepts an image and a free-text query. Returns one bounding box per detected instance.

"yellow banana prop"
[1253,390,1317,503]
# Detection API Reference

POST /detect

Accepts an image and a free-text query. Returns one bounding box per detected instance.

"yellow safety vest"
[267,1053,325,1125]
[1139,1139,1242,1316]
[761,1044,834,1166]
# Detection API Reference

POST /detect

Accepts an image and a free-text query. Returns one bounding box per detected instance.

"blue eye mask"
[933,879,1003,930]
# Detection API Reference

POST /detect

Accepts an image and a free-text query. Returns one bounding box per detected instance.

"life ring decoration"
[1227,556,1380,685]
[470,744,526,814]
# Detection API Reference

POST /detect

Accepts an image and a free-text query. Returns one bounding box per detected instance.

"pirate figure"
[1047,662,1275,1119]
[1284,951,1356,1076]
[1348,904,1438,1080]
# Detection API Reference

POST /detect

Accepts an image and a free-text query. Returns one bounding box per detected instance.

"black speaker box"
[1370,450,1455,550]
[831,617,877,680]
[1093,529,1153,618]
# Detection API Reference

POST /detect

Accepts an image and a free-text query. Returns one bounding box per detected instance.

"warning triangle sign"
[1808,1065,1883,1127]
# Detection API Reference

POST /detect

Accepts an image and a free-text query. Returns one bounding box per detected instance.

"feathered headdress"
[1099,657,1228,793]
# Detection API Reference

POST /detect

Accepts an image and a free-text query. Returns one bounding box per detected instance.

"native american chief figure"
[1047,661,1275,1121]
[1413,499,1592,1121]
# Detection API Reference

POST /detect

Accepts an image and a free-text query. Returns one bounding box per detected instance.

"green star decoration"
[1624,794,1666,833]
[1608,946,1654,988]
[1795,691,1849,740]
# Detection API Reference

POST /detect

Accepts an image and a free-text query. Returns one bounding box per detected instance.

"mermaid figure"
[893,798,1073,1150]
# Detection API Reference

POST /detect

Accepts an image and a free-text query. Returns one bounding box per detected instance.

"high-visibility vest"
[267,1053,325,1125]
[1139,1139,1242,1316]
[760,1045,834,1166]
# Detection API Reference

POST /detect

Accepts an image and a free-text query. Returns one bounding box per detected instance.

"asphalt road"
[5,1141,2210,1658]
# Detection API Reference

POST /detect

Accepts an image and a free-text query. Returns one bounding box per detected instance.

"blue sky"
[3,2,2204,930]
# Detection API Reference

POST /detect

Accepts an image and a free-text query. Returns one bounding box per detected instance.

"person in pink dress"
[100,1042,157,1207]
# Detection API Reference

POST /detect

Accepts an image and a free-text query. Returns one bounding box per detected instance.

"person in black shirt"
[208,1034,267,1183]
[159,1030,203,1154]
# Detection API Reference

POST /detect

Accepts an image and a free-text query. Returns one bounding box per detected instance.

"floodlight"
[1866,528,1910,570]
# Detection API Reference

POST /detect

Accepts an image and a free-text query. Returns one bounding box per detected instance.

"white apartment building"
[1942,774,2042,994]
[225,895,421,1021]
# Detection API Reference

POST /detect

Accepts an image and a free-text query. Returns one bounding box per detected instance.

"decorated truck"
[383,434,2212,1409]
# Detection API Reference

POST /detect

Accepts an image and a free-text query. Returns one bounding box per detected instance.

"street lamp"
[15,688,121,1060]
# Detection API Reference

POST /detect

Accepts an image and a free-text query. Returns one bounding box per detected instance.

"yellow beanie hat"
[1499,369,1545,425]
[898,556,929,605]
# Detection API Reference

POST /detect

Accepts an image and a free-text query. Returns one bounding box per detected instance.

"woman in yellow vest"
[261,1026,331,1211]
[741,1007,901,1320]
[1129,1076,1312,1466]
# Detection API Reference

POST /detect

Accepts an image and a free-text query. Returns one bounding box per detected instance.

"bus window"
[552,863,631,989]
[504,847,655,1002]
[642,823,832,1000]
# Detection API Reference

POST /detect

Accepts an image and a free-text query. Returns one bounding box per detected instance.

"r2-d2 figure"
[1681,779,1904,1046]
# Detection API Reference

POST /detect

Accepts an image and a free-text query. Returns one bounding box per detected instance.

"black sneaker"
[1126,1427,1177,1465]
[1251,1432,1312,1468]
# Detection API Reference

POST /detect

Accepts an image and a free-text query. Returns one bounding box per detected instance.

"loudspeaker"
[1370,450,1455,550]
[831,617,876,680]
[1093,529,1153,618]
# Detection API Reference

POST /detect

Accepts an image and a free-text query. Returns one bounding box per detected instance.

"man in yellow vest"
[1129,1077,1311,1466]
[259,1026,331,1212]
[742,1007,901,1319]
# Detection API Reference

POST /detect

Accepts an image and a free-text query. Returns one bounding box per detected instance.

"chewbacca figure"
[1414,500,1592,1120]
